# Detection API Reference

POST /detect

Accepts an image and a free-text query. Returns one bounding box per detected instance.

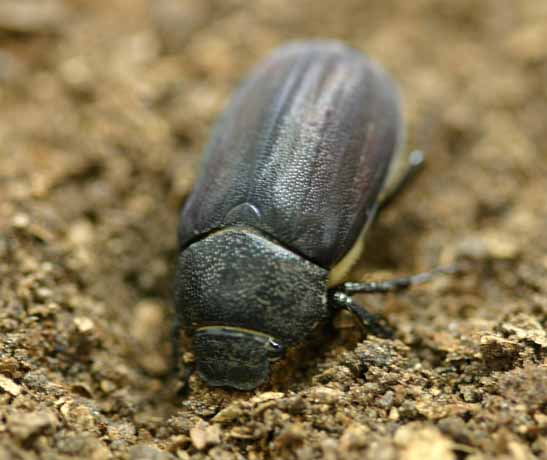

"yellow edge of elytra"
[328,142,409,287]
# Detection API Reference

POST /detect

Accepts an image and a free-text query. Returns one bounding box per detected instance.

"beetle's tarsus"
[330,291,394,339]
[341,265,457,295]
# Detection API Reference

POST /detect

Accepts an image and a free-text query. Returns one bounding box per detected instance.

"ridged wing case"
[179,41,403,268]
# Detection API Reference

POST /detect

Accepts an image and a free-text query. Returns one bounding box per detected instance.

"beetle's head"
[192,327,284,390]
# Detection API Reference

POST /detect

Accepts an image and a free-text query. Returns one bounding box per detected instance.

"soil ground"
[0,1,546,459]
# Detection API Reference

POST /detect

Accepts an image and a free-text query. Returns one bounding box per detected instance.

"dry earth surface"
[0,0,546,459]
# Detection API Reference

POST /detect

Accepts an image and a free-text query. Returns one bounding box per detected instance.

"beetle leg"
[340,265,457,295]
[177,361,195,397]
[171,315,182,375]
[329,291,394,338]
[378,149,425,213]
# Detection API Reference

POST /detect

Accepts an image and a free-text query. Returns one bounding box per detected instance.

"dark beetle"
[174,40,441,390]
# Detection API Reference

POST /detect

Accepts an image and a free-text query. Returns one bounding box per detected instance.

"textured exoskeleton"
[175,40,423,390]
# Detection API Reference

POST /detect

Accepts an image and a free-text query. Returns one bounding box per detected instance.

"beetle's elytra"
[174,40,430,390]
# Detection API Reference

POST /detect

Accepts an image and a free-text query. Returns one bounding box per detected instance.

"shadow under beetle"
[174,40,452,390]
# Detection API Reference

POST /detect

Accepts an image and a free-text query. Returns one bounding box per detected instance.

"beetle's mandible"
[174,40,446,390]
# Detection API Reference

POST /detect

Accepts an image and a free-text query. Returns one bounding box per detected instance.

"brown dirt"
[0,1,546,459]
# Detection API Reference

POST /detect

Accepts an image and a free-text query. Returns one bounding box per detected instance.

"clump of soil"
[0,1,545,459]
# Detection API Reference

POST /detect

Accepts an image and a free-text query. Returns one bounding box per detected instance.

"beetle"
[174,40,449,390]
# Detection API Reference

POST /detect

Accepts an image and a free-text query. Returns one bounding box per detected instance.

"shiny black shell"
[179,41,403,268]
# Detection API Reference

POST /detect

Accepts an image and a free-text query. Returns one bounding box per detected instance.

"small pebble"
[189,421,221,451]
[0,0,69,33]
[0,374,21,396]
[7,410,59,441]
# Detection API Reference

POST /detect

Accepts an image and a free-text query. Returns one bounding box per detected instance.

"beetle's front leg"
[340,266,457,295]
[171,315,183,375]
[330,266,457,338]
[328,290,394,339]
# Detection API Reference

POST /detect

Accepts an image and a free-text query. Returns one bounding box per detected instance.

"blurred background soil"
[0,0,546,459]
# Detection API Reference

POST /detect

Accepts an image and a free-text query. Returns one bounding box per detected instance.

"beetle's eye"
[265,338,285,361]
